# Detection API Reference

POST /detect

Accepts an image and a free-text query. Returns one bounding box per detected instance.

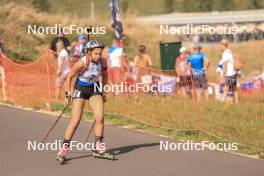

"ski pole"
[41,105,69,143]
[84,120,96,143]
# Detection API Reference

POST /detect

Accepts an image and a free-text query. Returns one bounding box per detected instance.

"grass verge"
[51,101,264,159]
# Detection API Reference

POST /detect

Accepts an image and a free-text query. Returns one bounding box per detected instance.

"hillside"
[2,0,264,18]
[0,1,264,76]
[0,2,173,66]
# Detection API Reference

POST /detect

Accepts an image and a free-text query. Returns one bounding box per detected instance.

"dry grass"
[97,92,264,151]
[0,2,174,63]
[1,2,264,76]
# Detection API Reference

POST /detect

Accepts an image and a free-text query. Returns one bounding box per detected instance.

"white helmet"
[86,38,105,50]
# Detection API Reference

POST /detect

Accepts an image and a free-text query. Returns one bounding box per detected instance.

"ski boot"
[92,136,115,160]
[56,143,69,164]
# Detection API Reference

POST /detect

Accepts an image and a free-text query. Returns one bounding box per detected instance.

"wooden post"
[91,1,95,19]
[46,47,52,111]
[0,66,7,101]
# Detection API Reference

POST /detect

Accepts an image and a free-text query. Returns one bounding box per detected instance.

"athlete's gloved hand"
[64,92,72,106]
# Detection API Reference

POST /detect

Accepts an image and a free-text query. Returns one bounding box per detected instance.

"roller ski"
[56,155,66,164]
[92,136,115,160]
[92,150,115,160]
[56,143,69,164]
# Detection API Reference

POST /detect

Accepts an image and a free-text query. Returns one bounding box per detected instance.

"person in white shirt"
[218,39,239,103]
[107,40,127,95]
[56,40,71,101]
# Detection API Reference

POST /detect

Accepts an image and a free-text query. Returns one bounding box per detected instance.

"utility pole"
[91,1,95,19]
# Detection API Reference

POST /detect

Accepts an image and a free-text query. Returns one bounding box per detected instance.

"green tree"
[212,0,234,11]
[199,0,212,11]
[32,0,50,12]
[121,0,129,13]
[252,0,264,9]
[164,0,174,13]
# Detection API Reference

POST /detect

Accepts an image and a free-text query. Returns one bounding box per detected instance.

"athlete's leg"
[64,98,86,140]
[57,98,85,159]
[89,95,104,138]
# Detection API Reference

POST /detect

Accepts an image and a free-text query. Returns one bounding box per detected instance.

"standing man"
[134,45,152,82]
[134,45,152,68]
[218,39,239,103]
[187,45,209,101]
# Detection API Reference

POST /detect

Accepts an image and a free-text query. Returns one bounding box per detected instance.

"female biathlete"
[57,38,112,163]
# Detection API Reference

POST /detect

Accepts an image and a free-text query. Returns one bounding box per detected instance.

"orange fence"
[0,48,264,151]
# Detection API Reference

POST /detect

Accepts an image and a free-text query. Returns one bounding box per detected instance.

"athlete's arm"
[101,58,108,90]
[101,58,108,102]
[65,59,84,95]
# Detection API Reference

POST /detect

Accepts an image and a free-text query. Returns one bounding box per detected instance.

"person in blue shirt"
[187,45,209,101]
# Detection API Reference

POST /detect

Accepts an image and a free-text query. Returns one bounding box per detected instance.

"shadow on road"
[65,154,92,162]
[107,142,160,155]
[64,142,159,163]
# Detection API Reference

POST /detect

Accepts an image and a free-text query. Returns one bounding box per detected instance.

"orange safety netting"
[2,47,49,107]
[0,47,264,150]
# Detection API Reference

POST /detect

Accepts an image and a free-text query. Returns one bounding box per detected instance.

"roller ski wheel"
[92,150,115,160]
[56,155,66,164]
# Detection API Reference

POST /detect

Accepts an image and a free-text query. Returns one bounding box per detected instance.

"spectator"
[175,46,191,97]
[217,57,225,101]
[108,40,126,95]
[50,28,71,58]
[187,45,209,101]
[134,45,152,81]
[134,45,152,68]
[55,40,71,101]
[70,35,87,62]
[255,24,264,40]
[218,39,239,103]
[0,37,7,101]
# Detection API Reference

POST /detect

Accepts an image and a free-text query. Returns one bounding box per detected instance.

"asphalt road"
[0,105,263,176]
